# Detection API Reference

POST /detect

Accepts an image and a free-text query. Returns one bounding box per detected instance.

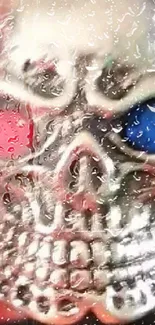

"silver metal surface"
[0,0,155,324]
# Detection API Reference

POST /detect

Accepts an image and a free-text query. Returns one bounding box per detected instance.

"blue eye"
[122,99,155,154]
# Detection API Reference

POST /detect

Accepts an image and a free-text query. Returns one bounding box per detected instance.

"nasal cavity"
[53,132,110,212]
[68,155,103,194]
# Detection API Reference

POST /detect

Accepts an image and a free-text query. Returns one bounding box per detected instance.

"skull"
[0,0,155,324]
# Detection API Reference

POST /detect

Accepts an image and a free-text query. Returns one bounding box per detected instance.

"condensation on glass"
[0,0,154,324]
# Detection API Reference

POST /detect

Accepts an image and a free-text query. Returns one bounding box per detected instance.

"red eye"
[0,301,26,322]
[0,107,33,160]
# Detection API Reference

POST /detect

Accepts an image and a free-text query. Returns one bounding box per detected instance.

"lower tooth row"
[106,278,155,321]
[8,276,155,322]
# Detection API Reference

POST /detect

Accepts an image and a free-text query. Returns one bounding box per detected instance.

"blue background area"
[123,99,155,153]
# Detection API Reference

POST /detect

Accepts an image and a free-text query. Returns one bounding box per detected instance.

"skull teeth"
[106,278,155,321]
[1,168,155,323]
[7,275,155,323]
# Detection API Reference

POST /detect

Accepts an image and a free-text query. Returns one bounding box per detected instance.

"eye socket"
[96,61,138,100]
[121,99,155,154]
[85,57,144,115]
[20,56,77,111]
[3,191,22,220]
[24,59,65,99]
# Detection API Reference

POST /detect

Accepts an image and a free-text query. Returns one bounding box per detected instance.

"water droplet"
[112,126,123,133]
[8,147,14,153]
[88,41,95,47]
[88,11,95,17]
[147,104,155,113]
[8,136,19,144]
[101,126,107,132]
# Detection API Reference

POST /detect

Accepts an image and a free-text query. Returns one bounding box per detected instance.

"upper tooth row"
[18,229,155,269]
[3,199,154,245]
[111,231,155,265]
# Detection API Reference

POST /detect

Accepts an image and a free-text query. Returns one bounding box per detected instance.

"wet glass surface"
[0,0,155,324]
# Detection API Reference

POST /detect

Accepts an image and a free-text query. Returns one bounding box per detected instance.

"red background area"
[0,103,33,321]
[0,110,33,160]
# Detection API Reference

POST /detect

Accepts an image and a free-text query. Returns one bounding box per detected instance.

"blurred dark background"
[6,312,155,325]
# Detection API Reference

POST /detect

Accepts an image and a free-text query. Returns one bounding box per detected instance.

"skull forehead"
[9,0,152,67]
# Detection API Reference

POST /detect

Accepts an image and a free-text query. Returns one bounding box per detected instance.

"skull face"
[0,0,155,324]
